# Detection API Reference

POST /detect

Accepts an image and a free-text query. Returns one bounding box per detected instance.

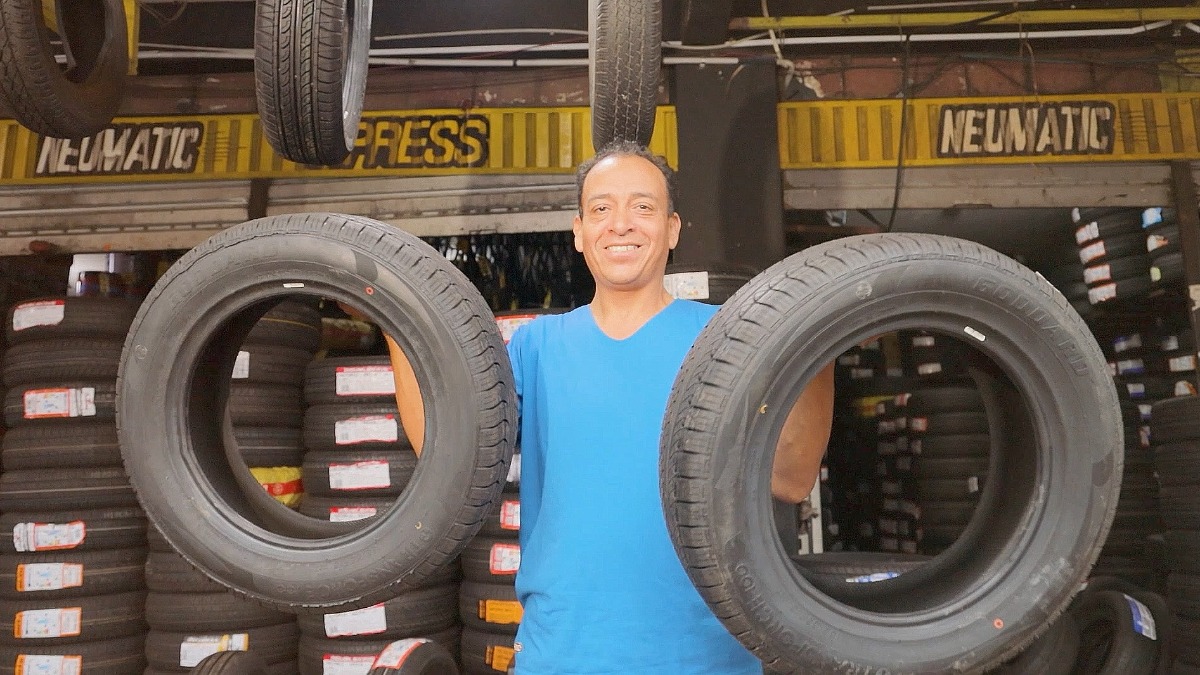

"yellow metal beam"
[733,8,1200,31]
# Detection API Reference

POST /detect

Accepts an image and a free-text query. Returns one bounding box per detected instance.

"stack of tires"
[1159,326,1198,399]
[143,527,300,673]
[458,474,521,675]
[0,297,148,672]
[1073,207,1154,307]
[1152,395,1200,668]
[232,301,324,509]
[873,397,919,556]
[1144,207,1183,288]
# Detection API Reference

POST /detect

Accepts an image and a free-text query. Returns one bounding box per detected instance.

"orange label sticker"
[480,599,523,624]
[486,645,516,672]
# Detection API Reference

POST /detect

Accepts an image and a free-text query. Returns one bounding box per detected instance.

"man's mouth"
[606,244,640,252]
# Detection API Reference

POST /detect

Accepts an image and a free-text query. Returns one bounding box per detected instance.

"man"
[384,140,833,673]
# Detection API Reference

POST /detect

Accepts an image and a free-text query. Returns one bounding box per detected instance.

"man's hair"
[575,140,677,216]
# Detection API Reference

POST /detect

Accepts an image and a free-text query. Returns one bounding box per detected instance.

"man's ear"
[668,212,682,250]
[572,214,584,253]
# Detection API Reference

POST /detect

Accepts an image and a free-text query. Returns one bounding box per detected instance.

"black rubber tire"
[589,0,660,149]
[254,0,372,165]
[1151,252,1184,286]
[1164,532,1200,575]
[367,638,460,675]
[0,633,145,673]
[995,611,1080,675]
[219,346,314,386]
[1152,396,1200,443]
[0,507,146,553]
[0,0,127,138]
[301,449,416,498]
[191,650,269,675]
[1154,442,1200,486]
[660,233,1120,672]
[1158,486,1200,530]
[0,589,146,645]
[1119,376,1175,402]
[304,356,396,404]
[4,381,116,427]
[146,551,229,594]
[146,622,300,671]
[2,338,124,387]
[0,547,147,599]
[478,491,520,538]
[460,536,520,584]
[296,583,457,639]
[1088,275,1155,306]
[117,213,515,611]
[1074,212,1143,245]
[297,625,461,670]
[146,590,294,631]
[1078,232,1151,265]
[907,411,988,436]
[1069,589,1164,674]
[296,495,392,523]
[245,301,324,351]
[232,426,306,468]
[912,456,990,479]
[459,628,515,675]
[302,403,412,452]
[1146,223,1181,256]
[1,421,122,470]
[1083,255,1151,286]
[903,386,983,413]
[663,262,760,306]
[458,581,520,635]
[5,297,138,345]
[230,383,303,427]
[919,501,977,527]
[1168,572,1200,619]
[917,477,986,502]
[908,433,990,458]
[0,467,137,512]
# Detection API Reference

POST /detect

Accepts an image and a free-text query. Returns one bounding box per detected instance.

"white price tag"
[916,363,943,376]
[322,654,375,675]
[333,415,398,445]
[178,634,249,668]
[13,521,85,552]
[1169,355,1197,372]
[16,655,81,675]
[1088,283,1117,304]
[335,366,395,396]
[912,335,936,348]
[499,500,521,530]
[489,542,521,574]
[1084,264,1112,284]
[374,639,430,668]
[22,388,96,420]
[1075,222,1099,245]
[12,301,66,332]
[909,417,928,433]
[507,454,521,484]
[967,476,980,494]
[232,351,250,379]
[15,607,82,639]
[1123,594,1157,640]
[324,603,387,637]
[1148,234,1171,252]
[328,507,377,522]
[663,271,710,300]
[17,563,83,592]
[1079,241,1107,264]
[328,461,391,491]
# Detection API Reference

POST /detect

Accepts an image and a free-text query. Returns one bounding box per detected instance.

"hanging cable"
[884,33,912,233]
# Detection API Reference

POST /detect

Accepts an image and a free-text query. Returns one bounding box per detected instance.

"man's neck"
[589,285,675,340]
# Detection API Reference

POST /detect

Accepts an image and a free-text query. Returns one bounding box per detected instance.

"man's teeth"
[608,245,638,252]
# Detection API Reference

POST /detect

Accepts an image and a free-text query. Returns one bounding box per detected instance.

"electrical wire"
[884,34,912,233]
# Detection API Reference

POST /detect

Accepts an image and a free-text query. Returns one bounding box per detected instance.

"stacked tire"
[0,297,148,673]
[1144,207,1183,288]
[143,527,300,673]
[1152,395,1200,669]
[1073,207,1154,307]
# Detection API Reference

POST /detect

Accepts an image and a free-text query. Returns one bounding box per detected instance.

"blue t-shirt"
[506,300,762,675]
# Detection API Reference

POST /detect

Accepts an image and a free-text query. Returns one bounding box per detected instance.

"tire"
[0,507,147,553]
[230,383,303,427]
[299,627,462,675]
[1119,376,1175,402]
[660,233,1120,672]
[191,650,269,675]
[4,381,116,427]
[916,477,986,502]
[1164,532,1200,575]
[1158,486,1200,530]
[458,581,521,634]
[368,638,459,675]
[1069,589,1163,674]
[302,403,411,452]
[460,537,520,584]
[0,633,145,673]
[0,467,137,512]
[477,491,520,538]
[995,611,1080,675]
[0,0,127,138]
[0,590,146,645]
[908,434,990,458]
[588,0,660,149]
[219,347,314,386]
[304,356,396,404]
[0,547,147,599]
[146,551,228,594]
[663,262,760,305]
[1083,255,1151,286]
[254,0,372,165]
[1151,252,1184,286]
[1088,275,1154,306]
[1146,223,1180,256]
[301,449,416,498]
[5,297,138,345]
[912,456,990,479]
[903,386,983,413]
[1151,396,1200,443]
[907,411,988,436]
[296,583,457,639]
[1074,212,1143,245]
[1154,442,1200,486]
[232,427,306,468]
[118,213,515,611]
[146,591,294,631]
[146,622,300,671]
[1,421,122,470]
[2,338,124,387]
[296,495,392,522]
[245,301,324,351]
[459,628,515,675]
[1078,232,1150,265]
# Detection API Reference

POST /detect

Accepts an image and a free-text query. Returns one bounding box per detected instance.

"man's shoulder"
[507,307,586,349]
[667,299,719,333]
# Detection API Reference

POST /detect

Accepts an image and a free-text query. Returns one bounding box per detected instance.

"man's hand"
[770,362,835,503]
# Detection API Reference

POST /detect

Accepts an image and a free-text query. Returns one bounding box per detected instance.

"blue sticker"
[1142,207,1164,228]
[846,571,901,584]
[1123,594,1157,641]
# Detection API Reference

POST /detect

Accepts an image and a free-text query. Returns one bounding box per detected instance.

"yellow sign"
[0,106,679,184]
[778,92,1200,169]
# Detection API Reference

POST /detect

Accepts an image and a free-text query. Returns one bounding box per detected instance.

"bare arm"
[383,335,426,457]
[771,362,835,503]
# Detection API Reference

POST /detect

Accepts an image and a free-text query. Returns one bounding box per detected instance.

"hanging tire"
[117,212,516,611]
[589,0,660,148]
[254,0,373,165]
[0,0,127,138]
[660,233,1120,672]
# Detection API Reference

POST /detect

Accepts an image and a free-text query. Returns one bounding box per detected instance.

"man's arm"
[771,363,835,503]
[383,335,426,457]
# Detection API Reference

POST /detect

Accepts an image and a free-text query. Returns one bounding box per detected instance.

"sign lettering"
[34,122,204,176]
[937,102,1115,158]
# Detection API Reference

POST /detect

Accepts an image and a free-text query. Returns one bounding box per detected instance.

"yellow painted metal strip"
[734,8,1200,31]
[124,0,138,75]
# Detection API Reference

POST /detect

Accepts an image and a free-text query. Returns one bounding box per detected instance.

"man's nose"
[610,208,634,234]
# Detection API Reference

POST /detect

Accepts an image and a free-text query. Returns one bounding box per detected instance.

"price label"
[17,563,84,592]
[489,543,521,574]
[23,388,96,419]
[15,655,81,675]
[324,603,387,637]
[14,607,82,639]
[232,351,250,379]
[322,654,375,675]
[329,507,377,522]
[499,500,521,530]
[328,461,391,491]
[12,300,65,331]
[178,634,249,668]
[335,366,395,396]
[663,271,710,300]
[333,415,398,445]
[13,521,86,552]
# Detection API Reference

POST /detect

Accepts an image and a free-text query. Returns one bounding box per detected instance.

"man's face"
[573,154,682,295]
